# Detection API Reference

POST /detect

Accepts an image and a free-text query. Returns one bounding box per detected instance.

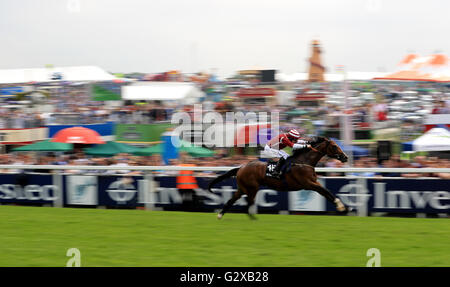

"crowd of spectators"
[0,109,44,129]
[319,155,450,179]
[0,80,449,179]
[1,80,449,130]
[1,150,448,179]
[0,84,174,127]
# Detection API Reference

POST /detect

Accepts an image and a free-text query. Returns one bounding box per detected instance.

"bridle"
[311,138,342,160]
[310,139,328,156]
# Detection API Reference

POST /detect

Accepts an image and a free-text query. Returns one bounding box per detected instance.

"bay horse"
[208,136,351,219]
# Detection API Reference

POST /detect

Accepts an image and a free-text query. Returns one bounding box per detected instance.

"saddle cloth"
[265,160,278,177]
[265,159,293,178]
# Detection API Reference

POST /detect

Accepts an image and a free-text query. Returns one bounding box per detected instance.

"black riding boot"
[272,157,286,178]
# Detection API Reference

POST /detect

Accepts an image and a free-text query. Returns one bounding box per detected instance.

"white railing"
[0,165,449,173]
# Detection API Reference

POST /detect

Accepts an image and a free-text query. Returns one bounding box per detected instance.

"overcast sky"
[0,0,449,78]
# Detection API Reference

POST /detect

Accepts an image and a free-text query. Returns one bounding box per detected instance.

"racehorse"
[208,136,351,219]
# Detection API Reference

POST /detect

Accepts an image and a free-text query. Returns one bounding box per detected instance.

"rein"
[311,139,342,161]
[310,140,329,156]
[310,146,325,155]
[292,163,315,169]
[289,138,337,169]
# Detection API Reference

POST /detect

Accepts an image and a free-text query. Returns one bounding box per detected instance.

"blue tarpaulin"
[162,131,179,165]
[402,141,414,151]
[331,138,369,158]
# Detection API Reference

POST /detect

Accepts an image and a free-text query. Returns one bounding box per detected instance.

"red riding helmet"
[287,129,301,139]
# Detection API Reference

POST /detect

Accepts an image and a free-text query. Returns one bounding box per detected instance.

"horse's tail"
[208,167,240,193]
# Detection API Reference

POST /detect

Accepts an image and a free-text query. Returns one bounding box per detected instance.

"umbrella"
[84,141,142,157]
[52,127,105,144]
[13,139,73,152]
[133,141,214,157]
[133,144,162,156]
[179,140,215,157]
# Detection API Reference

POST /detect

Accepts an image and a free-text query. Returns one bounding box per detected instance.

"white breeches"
[264,145,289,159]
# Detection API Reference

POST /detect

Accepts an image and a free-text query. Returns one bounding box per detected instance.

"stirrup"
[271,171,282,179]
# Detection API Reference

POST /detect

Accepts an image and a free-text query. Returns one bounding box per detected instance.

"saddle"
[265,157,294,178]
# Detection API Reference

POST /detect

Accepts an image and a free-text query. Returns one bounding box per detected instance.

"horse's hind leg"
[245,193,258,220]
[217,189,243,219]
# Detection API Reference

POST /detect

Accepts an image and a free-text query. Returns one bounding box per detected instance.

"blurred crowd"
[1,80,449,130]
[0,79,450,179]
[0,151,448,179]
[0,109,44,129]
[0,85,173,127]
[319,155,450,179]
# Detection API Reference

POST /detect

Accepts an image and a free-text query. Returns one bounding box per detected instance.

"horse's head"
[311,137,348,163]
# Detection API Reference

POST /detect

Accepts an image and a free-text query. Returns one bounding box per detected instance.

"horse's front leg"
[307,181,348,213]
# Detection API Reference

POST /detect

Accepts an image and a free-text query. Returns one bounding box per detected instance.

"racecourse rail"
[0,165,449,174]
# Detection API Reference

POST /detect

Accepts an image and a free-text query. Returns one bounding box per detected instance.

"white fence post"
[52,171,64,208]
[141,171,157,211]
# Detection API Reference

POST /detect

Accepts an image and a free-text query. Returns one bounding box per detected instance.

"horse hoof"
[337,206,352,214]
[336,201,346,212]
[248,214,257,220]
[217,213,223,220]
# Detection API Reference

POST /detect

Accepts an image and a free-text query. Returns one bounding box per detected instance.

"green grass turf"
[0,205,448,267]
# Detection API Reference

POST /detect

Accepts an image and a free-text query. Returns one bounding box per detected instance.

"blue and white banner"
[0,174,448,214]
[289,190,326,212]
[66,175,98,205]
[153,177,289,212]
[0,174,58,204]
[328,178,450,213]
[288,178,326,212]
[97,176,141,207]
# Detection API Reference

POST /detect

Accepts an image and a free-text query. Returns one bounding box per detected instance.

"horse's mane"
[291,136,328,157]
[306,136,327,145]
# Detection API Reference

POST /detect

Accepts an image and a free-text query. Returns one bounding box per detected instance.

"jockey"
[264,129,311,178]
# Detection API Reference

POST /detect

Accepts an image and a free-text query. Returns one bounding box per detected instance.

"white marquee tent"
[0,66,117,84]
[402,128,450,152]
[121,82,205,104]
